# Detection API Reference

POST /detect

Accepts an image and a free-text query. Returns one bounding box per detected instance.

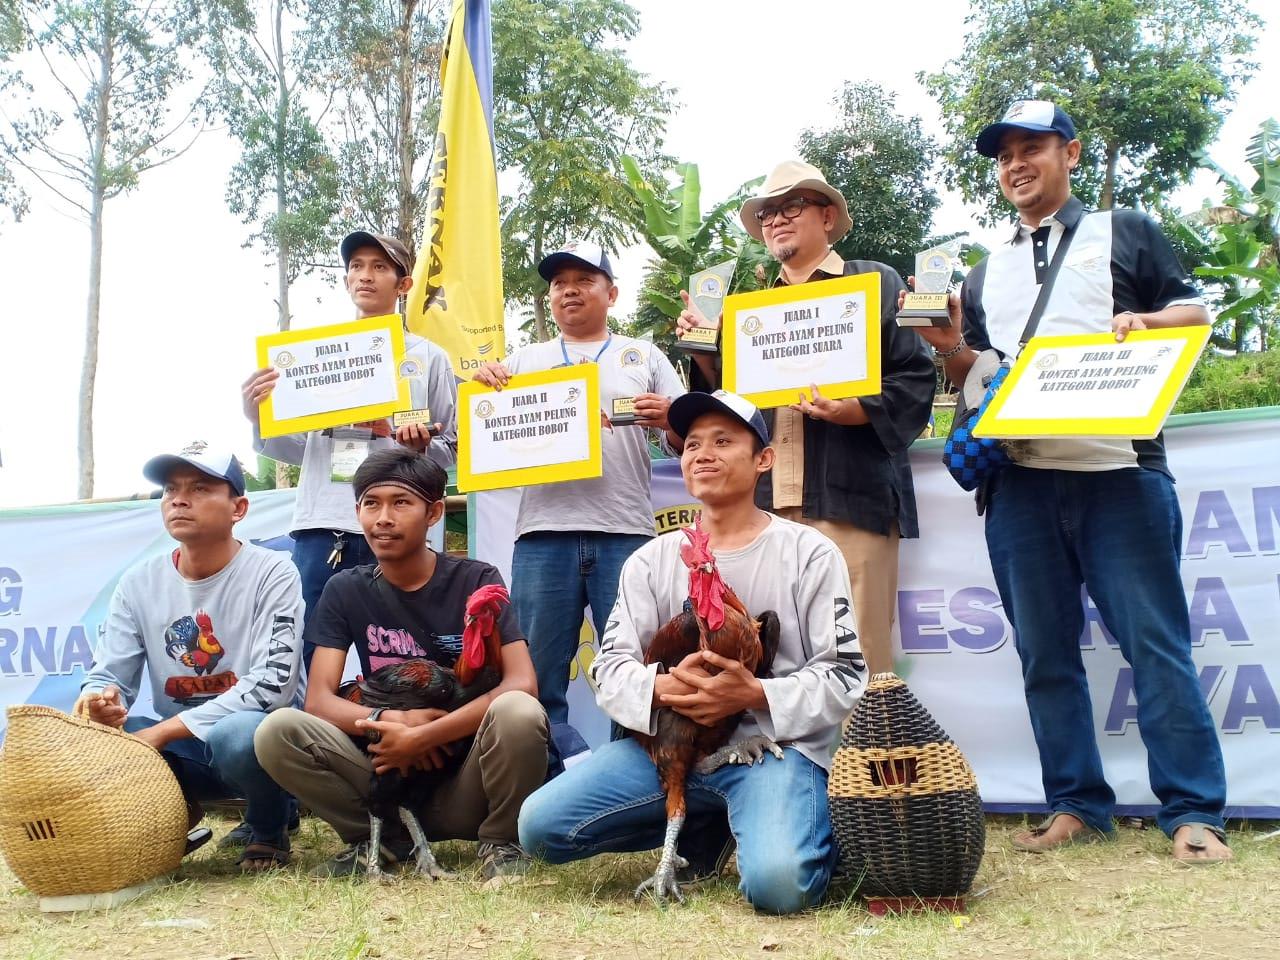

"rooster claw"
[633,855,688,904]
[695,735,785,774]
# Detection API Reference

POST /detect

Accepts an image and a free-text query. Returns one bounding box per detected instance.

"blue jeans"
[518,738,836,915]
[985,466,1226,837]
[125,712,291,846]
[512,532,651,724]
[292,528,376,668]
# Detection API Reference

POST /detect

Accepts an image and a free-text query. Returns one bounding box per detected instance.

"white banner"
[0,489,443,734]
[474,411,1280,816]
[4,412,1276,814]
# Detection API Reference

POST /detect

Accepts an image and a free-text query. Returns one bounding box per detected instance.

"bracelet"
[364,707,386,741]
[934,334,967,361]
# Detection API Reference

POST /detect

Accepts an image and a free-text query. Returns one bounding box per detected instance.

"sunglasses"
[754,196,831,226]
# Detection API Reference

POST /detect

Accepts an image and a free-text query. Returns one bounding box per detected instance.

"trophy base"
[610,398,641,426]
[675,327,720,353]
[896,310,953,328]
[896,292,951,328]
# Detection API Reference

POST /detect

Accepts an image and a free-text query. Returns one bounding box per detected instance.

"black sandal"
[237,840,291,871]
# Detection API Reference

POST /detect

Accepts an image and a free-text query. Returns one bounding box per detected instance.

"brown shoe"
[1012,812,1113,852]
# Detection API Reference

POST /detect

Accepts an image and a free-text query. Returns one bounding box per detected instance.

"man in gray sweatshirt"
[78,445,305,871]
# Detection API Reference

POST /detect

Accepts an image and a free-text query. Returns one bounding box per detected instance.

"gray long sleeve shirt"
[81,543,304,740]
[590,515,866,769]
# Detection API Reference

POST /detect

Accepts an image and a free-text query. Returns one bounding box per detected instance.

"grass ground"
[1,815,1276,960]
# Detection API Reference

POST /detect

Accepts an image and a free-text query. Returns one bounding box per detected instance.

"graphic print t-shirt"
[306,554,523,676]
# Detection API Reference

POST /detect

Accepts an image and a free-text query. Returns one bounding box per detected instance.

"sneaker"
[310,837,415,878]
[219,811,303,850]
[477,841,531,880]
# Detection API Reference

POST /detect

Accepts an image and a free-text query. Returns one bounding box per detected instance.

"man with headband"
[254,448,548,879]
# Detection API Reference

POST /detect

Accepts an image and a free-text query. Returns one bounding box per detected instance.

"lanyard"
[559,335,611,367]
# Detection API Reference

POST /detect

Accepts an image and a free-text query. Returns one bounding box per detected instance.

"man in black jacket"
[681,160,935,675]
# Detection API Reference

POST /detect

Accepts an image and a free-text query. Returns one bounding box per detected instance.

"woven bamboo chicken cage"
[829,673,985,900]
[0,705,188,898]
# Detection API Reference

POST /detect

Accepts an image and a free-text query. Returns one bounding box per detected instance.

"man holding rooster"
[255,448,548,879]
[519,391,865,914]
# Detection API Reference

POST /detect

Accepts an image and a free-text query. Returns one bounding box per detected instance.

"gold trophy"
[897,242,959,327]
[677,257,737,352]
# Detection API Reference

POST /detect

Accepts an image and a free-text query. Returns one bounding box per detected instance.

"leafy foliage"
[1176,349,1280,413]
[0,0,206,497]
[308,0,449,256]
[491,0,672,341]
[1177,118,1279,352]
[620,157,768,356]
[925,0,1261,223]
[193,0,341,329]
[797,81,940,278]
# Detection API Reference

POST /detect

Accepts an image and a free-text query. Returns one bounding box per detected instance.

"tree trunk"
[1100,143,1120,210]
[273,0,290,335]
[531,230,548,341]
[272,0,291,490]
[78,20,114,500]
[396,0,418,258]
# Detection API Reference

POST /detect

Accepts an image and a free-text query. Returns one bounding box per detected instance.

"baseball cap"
[975,100,1077,158]
[340,231,414,277]
[537,239,615,282]
[143,442,247,496]
[668,390,770,450]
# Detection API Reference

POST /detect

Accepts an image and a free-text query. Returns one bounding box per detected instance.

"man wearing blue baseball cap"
[77,444,305,871]
[905,99,1228,863]
[519,390,865,913]
[472,239,685,732]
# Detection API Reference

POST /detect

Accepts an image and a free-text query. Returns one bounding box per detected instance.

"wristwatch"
[364,707,386,742]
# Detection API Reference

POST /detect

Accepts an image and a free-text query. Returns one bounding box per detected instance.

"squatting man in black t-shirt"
[254,448,548,879]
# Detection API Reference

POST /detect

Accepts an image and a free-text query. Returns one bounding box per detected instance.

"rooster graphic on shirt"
[163,609,238,703]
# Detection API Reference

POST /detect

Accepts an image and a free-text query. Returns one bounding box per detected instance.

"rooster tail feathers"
[755,610,781,678]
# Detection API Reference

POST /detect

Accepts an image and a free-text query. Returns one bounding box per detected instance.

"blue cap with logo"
[537,239,615,282]
[668,390,771,450]
[143,442,247,496]
[976,99,1077,158]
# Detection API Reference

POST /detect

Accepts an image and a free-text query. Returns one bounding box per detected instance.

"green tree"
[621,157,768,356]
[308,0,448,256]
[491,0,672,342]
[797,81,940,278]
[194,0,340,332]
[925,0,1261,224]
[1183,118,1279,352]
[0,1,24,223]
[0,0,204,498]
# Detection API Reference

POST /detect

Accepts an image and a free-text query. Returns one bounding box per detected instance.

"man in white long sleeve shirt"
[78,446,304,871]
[519,391,865,914]
[241,232,457,663]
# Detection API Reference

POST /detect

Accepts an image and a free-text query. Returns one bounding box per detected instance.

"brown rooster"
[632,517,781,903]
[340,582,509,878]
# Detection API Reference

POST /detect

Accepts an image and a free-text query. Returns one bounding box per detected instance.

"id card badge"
[329,428,372,483]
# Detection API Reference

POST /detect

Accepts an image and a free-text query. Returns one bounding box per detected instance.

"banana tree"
[1187,118,1279,352]
[620,156,770,353]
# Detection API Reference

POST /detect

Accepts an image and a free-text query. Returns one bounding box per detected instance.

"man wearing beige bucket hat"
[680,160,934,677]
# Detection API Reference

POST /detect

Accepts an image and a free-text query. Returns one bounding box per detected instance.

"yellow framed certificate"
[256,315,410,438]
[722,272,882,409]
[457,365,603,493]
[974,325,1211,439]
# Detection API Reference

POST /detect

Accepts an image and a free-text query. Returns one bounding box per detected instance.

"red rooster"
[340,583,509,878]
[632,518,780,902]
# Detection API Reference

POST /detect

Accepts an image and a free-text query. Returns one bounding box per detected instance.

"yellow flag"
[406,0,505,377]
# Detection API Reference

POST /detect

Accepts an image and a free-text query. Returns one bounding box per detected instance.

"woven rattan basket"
[0,705,188,897]
[829,673,985,898]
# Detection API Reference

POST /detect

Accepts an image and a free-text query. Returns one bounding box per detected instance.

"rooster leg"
[398,806,454,880]
[695,735,784,775]
[634,768,690,904]
[367,813,388,881]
